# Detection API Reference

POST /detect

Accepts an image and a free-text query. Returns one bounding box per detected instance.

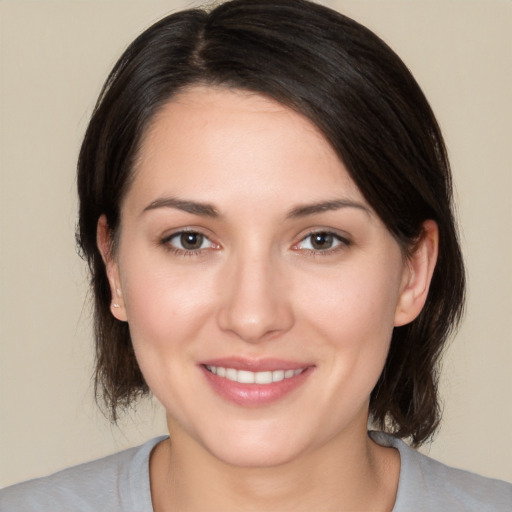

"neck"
[150,420,399,512]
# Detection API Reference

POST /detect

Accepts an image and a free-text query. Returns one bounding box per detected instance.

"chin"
[209,440,304,469]
[193,420,317,469]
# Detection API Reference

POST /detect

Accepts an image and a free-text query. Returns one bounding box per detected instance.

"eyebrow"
[142,197,219,217]
[142,197,369,219]
[286,199,370,219]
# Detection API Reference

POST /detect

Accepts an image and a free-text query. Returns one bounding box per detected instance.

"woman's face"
[103,86,426,467]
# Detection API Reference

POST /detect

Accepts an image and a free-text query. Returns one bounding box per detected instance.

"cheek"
[118,258,219,409]
[294,258,404,396]
[119,252,216,352]
[298,261,402,343]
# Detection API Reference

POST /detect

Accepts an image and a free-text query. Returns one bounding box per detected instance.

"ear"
[97,215,127,322]
[394,220,439,327]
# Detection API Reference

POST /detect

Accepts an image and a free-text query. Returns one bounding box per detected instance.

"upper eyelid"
[297,228,351,243]
[290,232,350,255]
[160,230,219,255]
[161,228,213,242]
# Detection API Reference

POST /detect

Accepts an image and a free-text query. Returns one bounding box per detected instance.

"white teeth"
[206,365,304,384]
[225,368,237,381]
[237,370,255,384]
[255,371,272,384]
[272,370,285,382]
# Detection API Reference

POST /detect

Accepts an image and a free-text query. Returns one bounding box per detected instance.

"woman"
[2,0,511,510]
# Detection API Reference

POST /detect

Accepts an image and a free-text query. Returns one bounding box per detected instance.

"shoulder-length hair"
[77,0,465,446]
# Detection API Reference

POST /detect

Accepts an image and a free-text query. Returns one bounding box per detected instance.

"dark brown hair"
[77,0,465,446]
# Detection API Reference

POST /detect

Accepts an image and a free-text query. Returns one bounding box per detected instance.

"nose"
[216,251,295,343]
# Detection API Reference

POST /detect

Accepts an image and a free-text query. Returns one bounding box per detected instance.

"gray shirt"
[1,432,511,511]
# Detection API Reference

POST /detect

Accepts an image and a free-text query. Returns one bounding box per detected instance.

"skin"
[98,86,438,511]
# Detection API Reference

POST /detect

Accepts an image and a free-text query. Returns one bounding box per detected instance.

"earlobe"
[97,215,128,322]
[394,220,439,327]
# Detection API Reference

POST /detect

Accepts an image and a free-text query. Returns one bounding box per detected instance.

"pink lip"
[198,358,314,407]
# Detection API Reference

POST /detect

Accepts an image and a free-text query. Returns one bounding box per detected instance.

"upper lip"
[199,357,313,372]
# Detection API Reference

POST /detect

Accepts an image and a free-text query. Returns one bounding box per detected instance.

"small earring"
[113,303,120,308]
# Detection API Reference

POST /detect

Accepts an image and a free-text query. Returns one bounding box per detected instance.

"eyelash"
[160,230,218,256]
[293,231,351,256]
[160,229,351,257]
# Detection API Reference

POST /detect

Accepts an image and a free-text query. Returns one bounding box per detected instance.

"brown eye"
[180,232,204,250]
[163,231,215,253]
[310,232,334,250]
[295,231,349,253]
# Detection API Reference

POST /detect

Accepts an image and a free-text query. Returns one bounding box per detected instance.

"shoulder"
[370,431,512,512]
[0,436,166,512]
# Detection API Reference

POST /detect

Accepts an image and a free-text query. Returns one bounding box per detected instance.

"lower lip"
[201,366,313,407]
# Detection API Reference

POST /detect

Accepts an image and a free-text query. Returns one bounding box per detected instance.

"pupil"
[312,233,333,250]
[180,232,203,250]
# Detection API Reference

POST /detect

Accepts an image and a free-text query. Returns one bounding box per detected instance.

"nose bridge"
[217,243,294,342]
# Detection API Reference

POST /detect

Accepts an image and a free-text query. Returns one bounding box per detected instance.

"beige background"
[1,0,511,488]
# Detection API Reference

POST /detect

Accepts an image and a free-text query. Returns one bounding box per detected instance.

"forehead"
[127,86,365,212]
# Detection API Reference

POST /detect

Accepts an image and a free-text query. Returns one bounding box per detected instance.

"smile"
[205,365,305,384]
[201,361,313,406]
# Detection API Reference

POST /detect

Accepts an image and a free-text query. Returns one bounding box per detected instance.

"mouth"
[204,365,306,384]
[200,359,313,406]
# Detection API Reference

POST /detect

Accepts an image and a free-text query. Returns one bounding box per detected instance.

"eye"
[162,231,217,253]
[295,231,349,252]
